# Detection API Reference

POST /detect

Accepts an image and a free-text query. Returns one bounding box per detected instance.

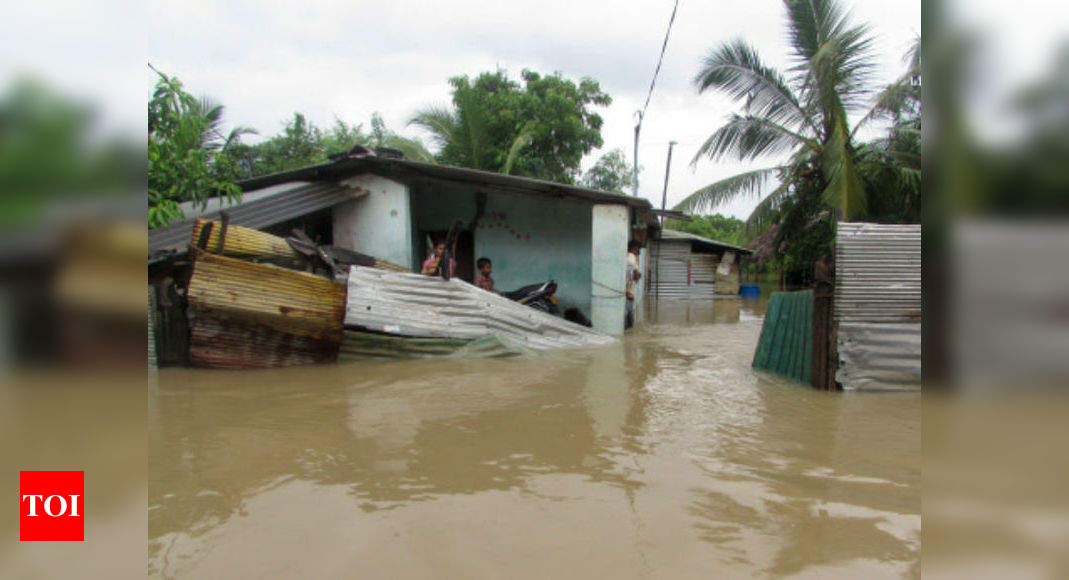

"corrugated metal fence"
[835,222,921,390]
[753,290,813,384]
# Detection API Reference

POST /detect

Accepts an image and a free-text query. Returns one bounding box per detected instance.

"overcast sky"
[140,0,921,218]
[6,1,1065,217]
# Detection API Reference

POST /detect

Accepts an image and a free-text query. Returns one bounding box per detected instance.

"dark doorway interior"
[423,229,475,282]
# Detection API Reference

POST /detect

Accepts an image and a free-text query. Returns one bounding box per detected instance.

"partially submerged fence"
[752,290,813,385]
[834,222,921,390]
[751,222,921,391]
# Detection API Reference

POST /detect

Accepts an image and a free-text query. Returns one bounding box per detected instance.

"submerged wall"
[411,185,594,320]
[332,175,413,268]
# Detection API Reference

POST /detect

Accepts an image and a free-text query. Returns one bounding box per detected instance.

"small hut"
[647,229,752,299]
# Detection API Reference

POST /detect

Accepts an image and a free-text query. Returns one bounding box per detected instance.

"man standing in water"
[625,241,641,329]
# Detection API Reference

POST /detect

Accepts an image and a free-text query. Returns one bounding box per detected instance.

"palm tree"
[676,0,917,234]
[408,89,531,174]
[366,113,435,163]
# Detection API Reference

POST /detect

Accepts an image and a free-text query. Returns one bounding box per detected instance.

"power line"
[633,0,682,197]
[640,0,681,120]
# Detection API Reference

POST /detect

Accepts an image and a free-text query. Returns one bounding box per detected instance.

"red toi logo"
[19,471,84,541]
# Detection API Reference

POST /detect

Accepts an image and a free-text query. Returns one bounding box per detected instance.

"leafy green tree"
[675,0,920,234]
[664,213,744,244]
[366,113,434,163]
[410,69,611,183]
[148,67,254,227]
[580,148,635,193]
[217,112,433,180]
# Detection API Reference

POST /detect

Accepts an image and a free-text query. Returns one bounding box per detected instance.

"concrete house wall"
[332,174,414,268]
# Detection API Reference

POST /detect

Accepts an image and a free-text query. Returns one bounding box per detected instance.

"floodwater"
[149,296,920,578]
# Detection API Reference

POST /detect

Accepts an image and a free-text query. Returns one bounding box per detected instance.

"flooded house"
[149,150,661,367]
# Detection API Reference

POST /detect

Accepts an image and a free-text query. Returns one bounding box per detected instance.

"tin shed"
[647,229,751,299]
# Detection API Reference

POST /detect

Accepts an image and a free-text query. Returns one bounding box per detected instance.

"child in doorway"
[474,257,494,292]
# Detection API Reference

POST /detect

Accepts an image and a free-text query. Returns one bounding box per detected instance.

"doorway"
[422,229,475,282]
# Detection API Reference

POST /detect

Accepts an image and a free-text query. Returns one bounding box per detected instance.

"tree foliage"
[215,112,433,182]
[674,1,921,281]
[410,69,610,183]
[664,213,744,244]
[148,68,251,228]
[580,148,634,193]
[148,69,436,228]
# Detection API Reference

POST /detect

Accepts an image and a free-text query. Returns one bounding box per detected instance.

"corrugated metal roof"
[344,266,615,351]
[187,252,346,342]
[149,181,365,255]
[657,229,752,254]
[235,155,658,223]
[834,222,921,391]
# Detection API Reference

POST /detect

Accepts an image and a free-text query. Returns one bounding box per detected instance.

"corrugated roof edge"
[657,229,753,254]
[236,155,656,212]
[149,181,360,256]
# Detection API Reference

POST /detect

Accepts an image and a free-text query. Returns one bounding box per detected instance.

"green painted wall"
[410,185,594,318]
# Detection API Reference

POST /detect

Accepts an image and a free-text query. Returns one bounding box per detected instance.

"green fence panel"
[752,290,813,385]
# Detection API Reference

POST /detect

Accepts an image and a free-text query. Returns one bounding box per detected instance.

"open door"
[453,230,474,282]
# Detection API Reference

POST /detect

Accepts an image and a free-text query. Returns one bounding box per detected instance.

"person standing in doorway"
[421,240,457,277]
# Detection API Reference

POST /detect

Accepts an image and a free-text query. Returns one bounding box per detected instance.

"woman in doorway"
[420,240,457,277]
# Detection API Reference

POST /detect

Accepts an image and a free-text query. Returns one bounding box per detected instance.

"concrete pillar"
[590,204,629,335]
[332,175,413,269]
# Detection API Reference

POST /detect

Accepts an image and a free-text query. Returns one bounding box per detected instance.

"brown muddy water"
[149,297,920,578]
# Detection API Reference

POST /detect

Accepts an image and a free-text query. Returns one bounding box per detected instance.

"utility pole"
[632,110,642,197]
[660,140,677,214]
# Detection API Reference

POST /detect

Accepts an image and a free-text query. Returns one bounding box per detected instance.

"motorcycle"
[501,280,560,315]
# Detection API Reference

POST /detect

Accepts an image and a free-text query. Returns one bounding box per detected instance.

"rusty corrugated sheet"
[190,219,301,263]
[344,266,615,351]
[188,252,346,341]
[834,222,921,391]
[189,312,339,369]
[186,252,345,368]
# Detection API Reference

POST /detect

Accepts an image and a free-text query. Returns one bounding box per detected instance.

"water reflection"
[149,296,918,578]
